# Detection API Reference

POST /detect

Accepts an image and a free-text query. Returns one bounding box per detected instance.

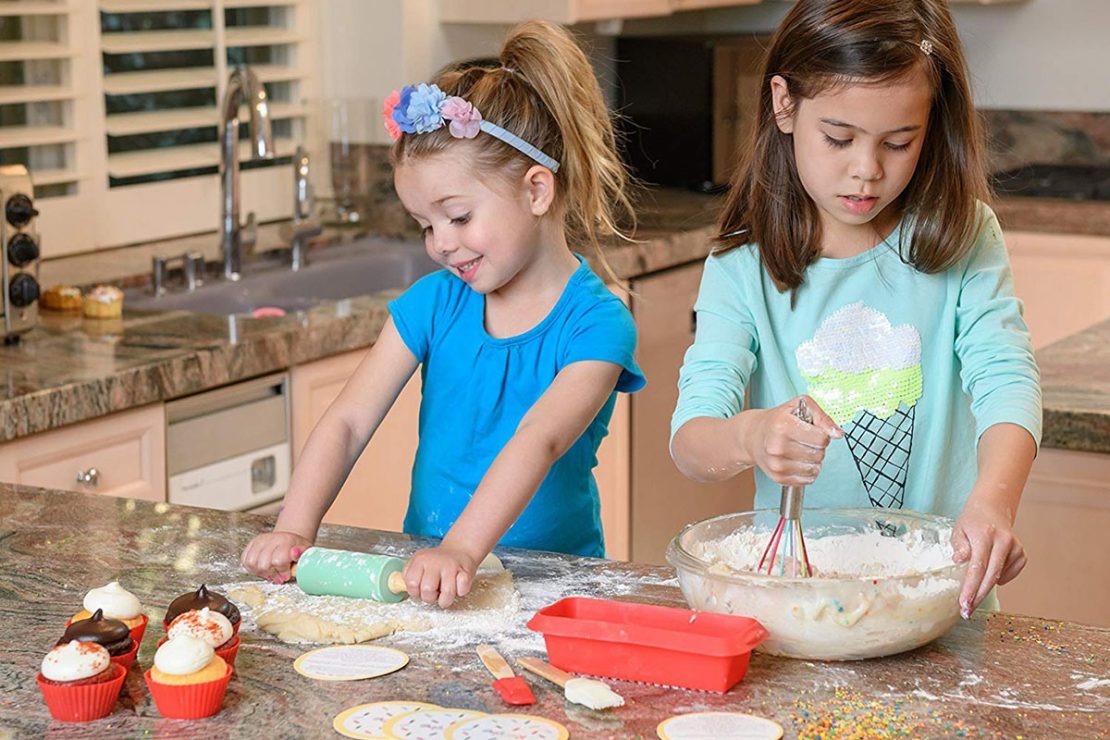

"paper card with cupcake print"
[446,714,569,740]
[383,708,486,739]
[333,701,441,740]
[293,645,409,681]
[656,712,784,740]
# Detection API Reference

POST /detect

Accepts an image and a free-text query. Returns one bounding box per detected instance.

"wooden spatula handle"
[477,644,514,680]
[516,657,572,688]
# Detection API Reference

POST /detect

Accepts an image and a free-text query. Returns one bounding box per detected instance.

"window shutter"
[2,0,318,255]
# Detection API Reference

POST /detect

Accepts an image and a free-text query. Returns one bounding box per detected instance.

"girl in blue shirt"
[243,21,644,607]
[670,0,1041,619]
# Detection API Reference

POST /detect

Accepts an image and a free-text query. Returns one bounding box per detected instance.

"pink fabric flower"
[382,90,402,141]
[440,96,482,139]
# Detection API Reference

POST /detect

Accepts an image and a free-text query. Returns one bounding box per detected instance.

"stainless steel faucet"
[286,145,321,271]
[219,65,273,281]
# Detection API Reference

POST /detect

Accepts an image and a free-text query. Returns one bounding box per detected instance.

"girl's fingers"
[998,542,1027,585]
[404,561,425,601]
[950,527,971,564]
[437,567,458,609]
[798,395,845,439]
[456,570,472,600]
[958,535,987,618]
[972,538,1009,612]
[420,569,441,605]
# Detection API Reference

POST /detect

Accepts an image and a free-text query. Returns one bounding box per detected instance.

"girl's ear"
[522,165,556,217]
[770,75,796,135]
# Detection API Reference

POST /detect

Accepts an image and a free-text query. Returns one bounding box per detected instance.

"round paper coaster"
[334,701,441,740]
[657,711,784,740]
[384,708,486,739]
[293,645,409,681]
[446,713,569,740]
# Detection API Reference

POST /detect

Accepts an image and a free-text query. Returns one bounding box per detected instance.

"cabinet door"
[1000,447,1110,627]
[0,403,166,502]
[290,349,420,532]
[630,263,755,565]
[1006,230,1110,349]
[439,0,672,24]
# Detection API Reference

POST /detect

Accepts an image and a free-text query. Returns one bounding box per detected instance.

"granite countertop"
[1,189,1108,452]
[2,484,1107,738]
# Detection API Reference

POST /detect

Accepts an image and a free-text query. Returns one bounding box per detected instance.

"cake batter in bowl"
[667,509,967,660]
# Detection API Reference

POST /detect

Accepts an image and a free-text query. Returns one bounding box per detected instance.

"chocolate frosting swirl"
[57,608,133,656]
[164,584,241,626]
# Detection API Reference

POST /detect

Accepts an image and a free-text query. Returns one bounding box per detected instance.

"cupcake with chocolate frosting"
[163,585,240,634]
[57,608,138,670]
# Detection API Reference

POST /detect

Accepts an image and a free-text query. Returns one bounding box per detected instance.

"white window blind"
[1,0,319,255]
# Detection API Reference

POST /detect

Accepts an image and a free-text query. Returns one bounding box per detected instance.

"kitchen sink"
[127,236,438,316]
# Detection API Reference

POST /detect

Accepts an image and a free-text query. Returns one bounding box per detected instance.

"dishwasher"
[166,372,291,513]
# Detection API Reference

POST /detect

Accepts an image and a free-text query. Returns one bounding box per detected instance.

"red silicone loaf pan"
[527,597,767,693]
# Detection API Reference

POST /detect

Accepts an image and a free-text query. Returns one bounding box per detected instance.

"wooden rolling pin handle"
[516,657,572,688]
[387,570,407,594]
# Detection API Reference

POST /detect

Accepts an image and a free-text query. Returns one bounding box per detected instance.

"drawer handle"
[76,467,100,488]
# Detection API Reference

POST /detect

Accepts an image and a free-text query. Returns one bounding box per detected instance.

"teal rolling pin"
[291,546,409,603]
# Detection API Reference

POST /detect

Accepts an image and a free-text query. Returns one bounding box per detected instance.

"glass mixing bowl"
[666,508,967,660]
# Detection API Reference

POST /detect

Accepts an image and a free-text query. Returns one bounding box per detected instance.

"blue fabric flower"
[405,83,448,134]
[392,85,418,134]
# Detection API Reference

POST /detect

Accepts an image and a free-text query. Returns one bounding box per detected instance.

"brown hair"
[717,0,990,294]
[391,20,634,282]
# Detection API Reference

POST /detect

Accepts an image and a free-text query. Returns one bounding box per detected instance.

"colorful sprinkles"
[791,687,989,739]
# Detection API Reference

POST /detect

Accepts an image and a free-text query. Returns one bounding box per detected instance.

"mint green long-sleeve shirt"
[671,203,1042,519]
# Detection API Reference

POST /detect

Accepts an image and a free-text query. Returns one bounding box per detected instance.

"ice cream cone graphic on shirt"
[796,302,923,509]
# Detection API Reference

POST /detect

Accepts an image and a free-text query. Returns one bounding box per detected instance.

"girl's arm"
[953,422,1037,618]
[671,399,842,486]
[404,360,622,607]
[241,318,419,581]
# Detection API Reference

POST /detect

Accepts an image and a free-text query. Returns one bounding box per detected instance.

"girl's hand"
[742,395,844,486]
[404,546,478,608]
[952,497,1026,618]
[241,531,313,584]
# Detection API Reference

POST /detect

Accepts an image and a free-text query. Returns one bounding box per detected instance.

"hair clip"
[382,82,561,172]
[919,38,934,56]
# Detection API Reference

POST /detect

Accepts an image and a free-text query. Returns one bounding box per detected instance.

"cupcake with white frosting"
[69,581,149,646]
[145,635,232,719]
[36,641,126,722]
[164,607,241,668]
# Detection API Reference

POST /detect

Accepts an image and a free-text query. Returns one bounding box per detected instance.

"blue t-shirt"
[388,255,645,557]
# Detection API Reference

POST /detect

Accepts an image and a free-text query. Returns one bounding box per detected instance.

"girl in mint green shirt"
[670,0,1040,620]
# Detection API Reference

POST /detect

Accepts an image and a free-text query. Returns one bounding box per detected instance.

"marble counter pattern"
[1,189,1106,453]
[1,484,1107,738]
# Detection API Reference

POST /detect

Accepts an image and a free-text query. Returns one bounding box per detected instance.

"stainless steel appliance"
[166,373,292,513]
[0,164,40,343]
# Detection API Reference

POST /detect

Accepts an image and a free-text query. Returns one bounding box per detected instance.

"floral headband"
[382,83,561,173]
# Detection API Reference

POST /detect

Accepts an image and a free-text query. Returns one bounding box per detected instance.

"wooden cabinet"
[1005,230,1110,349]
[626,262,755,565]
[0,404,166,502]
[290,349,420,533]
[1000,447,1110,628]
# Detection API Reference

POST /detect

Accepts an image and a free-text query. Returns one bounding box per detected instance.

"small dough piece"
[229,584,267,609]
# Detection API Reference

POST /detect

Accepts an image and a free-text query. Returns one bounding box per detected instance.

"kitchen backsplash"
[983,110,1110,172]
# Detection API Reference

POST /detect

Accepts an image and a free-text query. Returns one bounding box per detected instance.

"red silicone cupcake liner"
[109,638,140,672]
[37,663,125,722]
[527,597,768,693]
[145,663,232,719]
[157,634,241,670]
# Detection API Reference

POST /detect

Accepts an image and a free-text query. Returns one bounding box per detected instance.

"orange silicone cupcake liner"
[157,634,241,670]
[145,663,232,719]
[37,662,126,723]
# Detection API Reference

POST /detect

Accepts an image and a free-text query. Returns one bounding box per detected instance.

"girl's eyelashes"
[449,214,471,226]
[822,133,912,152]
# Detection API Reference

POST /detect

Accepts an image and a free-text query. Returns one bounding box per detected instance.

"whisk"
[758,398,814,577]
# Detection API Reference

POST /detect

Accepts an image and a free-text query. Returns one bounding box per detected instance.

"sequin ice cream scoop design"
[796,302,923,509]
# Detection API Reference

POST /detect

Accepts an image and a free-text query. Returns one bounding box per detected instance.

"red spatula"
[477,644,535,705]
